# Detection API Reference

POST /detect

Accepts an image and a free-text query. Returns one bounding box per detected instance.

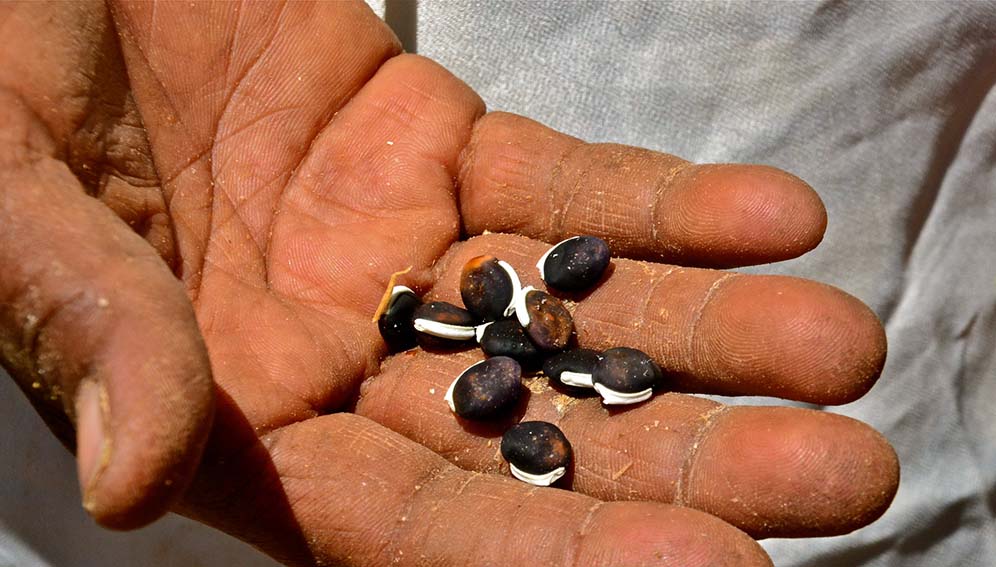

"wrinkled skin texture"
[0,2,899,566]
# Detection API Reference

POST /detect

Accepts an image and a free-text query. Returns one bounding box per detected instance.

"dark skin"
[0,2,898,565]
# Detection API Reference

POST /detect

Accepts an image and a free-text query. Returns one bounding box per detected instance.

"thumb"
[0,100,214,529]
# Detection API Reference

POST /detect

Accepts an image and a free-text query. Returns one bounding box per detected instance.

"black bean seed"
[461,255,518,321]
[518,288,574,351]
[501,421,572,486]
[538,236,611,292]
[413,301,479,349]
[542,348,601,387]
[377,286,421,352]
[447,356,522,420]
[479,319,543,370]
[592,347,662,395]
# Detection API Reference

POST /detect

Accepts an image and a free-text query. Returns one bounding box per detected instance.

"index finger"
[458,112,827,268]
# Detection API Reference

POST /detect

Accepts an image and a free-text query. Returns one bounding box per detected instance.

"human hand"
[0,1,897,565]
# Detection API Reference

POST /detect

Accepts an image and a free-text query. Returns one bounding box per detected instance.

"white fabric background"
[2,1,994,565]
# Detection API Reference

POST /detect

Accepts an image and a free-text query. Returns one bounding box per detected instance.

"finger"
[0,101,213,529]
[458,112,827,267]
[182,412,771,566]
[431,233,886,404]
[356,349,899,538]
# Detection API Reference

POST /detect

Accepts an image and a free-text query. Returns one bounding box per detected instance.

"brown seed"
[460,255,519,321]
[445,357,523,420]
[515,288,573,351]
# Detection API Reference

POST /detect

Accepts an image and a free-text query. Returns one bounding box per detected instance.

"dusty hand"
[0,1,897,565]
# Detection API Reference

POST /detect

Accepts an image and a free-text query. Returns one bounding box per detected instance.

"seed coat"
[445,357,523,420]
[479,319,544,370]
[515,287,574,352]
[460,256,521,321]
[537,236,611,292]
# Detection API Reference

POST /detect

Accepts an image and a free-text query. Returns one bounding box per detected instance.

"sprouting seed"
[444,357,523,420]
[461,255,522,321]
[478,319,544,370]
[542,348,601,388]
[590,347,662,405]
[376,286,421,352]
[513,287,574,352]
[412,301,479,349]
[537,236,611,292]
[501,421,572,486]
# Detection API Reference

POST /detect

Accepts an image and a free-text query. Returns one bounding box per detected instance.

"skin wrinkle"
[546,138,585,239]
[552,141,592,238]
[259,49,399,287]
[674,405,728,507]
[651,161,693,252]
[631,264,677,345]
[392,469,487,563]
[568,502,605,567]
[453,113,485,224]
[384,463,455,564]
[686,272,738,370]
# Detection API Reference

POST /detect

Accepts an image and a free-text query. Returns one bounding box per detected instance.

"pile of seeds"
[376,236,665,487]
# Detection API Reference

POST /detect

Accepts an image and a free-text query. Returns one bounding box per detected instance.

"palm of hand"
[0,2,897,566]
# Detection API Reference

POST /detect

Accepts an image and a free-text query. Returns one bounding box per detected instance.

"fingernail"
[76,379,111,512]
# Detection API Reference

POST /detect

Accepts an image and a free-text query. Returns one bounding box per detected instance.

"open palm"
[0,2,897,566]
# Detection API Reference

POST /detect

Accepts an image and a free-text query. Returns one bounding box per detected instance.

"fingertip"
[79,295,215,530]
[578,502,772,567]
[688,407,899,538]
[662,164,827,266]
[697,276,887,404]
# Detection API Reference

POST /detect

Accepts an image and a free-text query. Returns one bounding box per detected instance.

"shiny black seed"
[592,347,663,393]
[377,288,421,352]
[501,421,572,476]
[522,289,573,351]
[450,356,522,420]
[540,236,611,292]
[480,320,543,370]
[542,348,601,385]
[413,301,478,349]
[461,255,517,321]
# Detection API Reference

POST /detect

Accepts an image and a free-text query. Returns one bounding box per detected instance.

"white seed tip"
[559,371,594,388]
[444,376,458,413]
[509,463,566,486]
[446,360,487,413]
[514,286,535,328]
[497,260,523,317]
[593,383,654,405]
[475,322,493,343]
[413,318,478,340]
[389,285,415,304]
[536,236,581,282]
